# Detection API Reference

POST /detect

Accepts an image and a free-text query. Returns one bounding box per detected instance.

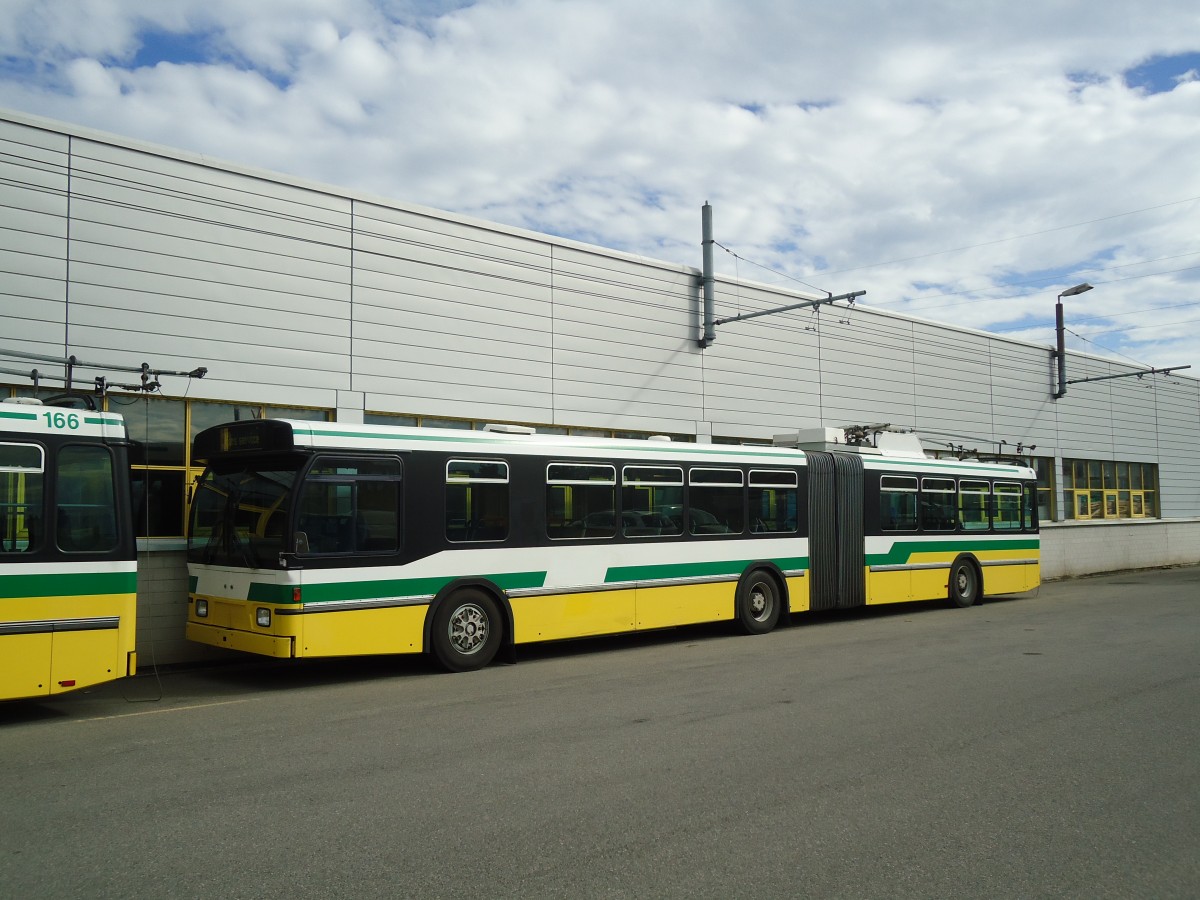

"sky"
[1,0,1199,374]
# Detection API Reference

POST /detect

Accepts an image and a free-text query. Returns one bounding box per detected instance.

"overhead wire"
[712,238,829,295]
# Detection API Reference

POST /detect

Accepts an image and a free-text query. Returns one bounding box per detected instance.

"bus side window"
[0,442,44,553]
[958,481,991,531]
[688,468,743,535]
[621,466,683,538]
[447,459,509,543]
[298,456,402,555]
[920,478,957,531]
[993,483,1022,531]
[748,469,798,534]
[880,475,918,531]
[56,445,119,553]
[546,463,616,540]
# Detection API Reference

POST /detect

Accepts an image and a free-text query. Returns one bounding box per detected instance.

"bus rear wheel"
[737,570,782,635]
[432,589,502,672]
[948,556,981,608]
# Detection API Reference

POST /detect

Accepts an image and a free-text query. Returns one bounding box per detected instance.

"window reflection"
[119,398,186,467]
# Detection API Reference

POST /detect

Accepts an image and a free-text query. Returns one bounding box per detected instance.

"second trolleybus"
[1,398,137,700]
[185,419,1039,672]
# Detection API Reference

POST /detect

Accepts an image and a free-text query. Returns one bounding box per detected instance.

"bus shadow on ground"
[165,652,437,694]
[1,593,1037,717]
[0,701,73,725]
[507,592,1031,666]
[170,593,1037,688]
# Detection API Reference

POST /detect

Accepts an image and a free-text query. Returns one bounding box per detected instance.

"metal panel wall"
[818,314,917,429]
[550,244,701,433]
[64,138,353,405]
[701,280,823,436]
[352,200,555,422]
[987,339,1062,450]
[0,119,69,355]
[912,321,994,447]
[1153,378,1200,518]
[1051,355,1120,458]
[1109,374,1162,460]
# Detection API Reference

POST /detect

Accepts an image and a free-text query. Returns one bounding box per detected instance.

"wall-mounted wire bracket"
[699,289,865,347]
[0,347,207,398]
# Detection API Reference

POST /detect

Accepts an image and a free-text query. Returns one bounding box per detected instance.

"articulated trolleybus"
[186,419,1039,672]
[0,398,137,700]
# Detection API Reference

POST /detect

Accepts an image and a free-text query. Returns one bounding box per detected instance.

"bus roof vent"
[482,423,536,435]
[2,397,42,405]
[646,435,672,442]
[773,424,928,457]
[872,430,927,458]
[773,427,846,450]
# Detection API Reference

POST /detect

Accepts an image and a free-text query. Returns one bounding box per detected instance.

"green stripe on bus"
[247,583,292,603]
[0,571,138,599]
[249,570,548,605]
[866,538,1039,566]
[0,409,38,422]
[188,575,199,593]
[605,556,809,584]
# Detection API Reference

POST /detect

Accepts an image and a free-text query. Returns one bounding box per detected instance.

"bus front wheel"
[948,557,981,608]
[431,589,502,672]
[737,570,782,635]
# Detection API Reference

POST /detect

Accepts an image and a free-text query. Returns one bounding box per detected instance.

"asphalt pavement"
[2,566,1198,899]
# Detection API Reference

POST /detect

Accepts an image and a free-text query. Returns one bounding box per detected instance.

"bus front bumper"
[186,621,295,658]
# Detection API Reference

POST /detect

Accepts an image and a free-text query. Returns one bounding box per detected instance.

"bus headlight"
[195,599,208,618]
[256,607,272,628]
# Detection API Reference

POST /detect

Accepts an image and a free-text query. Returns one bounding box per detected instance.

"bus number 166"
[43,411,81,430]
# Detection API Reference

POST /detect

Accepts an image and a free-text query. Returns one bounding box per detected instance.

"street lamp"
[1053,283,1093,399]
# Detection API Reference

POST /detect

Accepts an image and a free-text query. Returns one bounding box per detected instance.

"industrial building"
[2,107,1196,665]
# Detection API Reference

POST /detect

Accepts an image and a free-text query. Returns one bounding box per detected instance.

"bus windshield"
[188,461,300,568]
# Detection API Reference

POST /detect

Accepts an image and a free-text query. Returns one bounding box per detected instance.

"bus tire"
[737,569,782,635]
[431,588,503,672]
[948,556,981,608]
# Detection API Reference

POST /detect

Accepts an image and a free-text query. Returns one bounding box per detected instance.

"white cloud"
[1,0,1198,368]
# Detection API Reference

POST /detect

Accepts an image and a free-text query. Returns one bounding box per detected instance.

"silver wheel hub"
[750,585,770,620]
[448,603,489,655]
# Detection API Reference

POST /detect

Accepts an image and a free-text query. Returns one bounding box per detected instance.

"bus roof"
[193,418,1036,479]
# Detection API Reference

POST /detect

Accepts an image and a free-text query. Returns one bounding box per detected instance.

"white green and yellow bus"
[186,419,1039,672]
[0,399,137,700]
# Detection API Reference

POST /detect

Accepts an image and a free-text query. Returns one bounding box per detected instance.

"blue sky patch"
[387,0,478,37]
[128,28,292,89]
[1124,51,1200,94]
[1067,70,1106,91]
[0,54,39,80]
[130,30,215,69]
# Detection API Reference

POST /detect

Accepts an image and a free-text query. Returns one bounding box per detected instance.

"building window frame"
[1062,457,1158,521]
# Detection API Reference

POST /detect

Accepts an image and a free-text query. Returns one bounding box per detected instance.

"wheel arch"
[423,577,514,655]
[738,561,792,617]
[948,552,984,606]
